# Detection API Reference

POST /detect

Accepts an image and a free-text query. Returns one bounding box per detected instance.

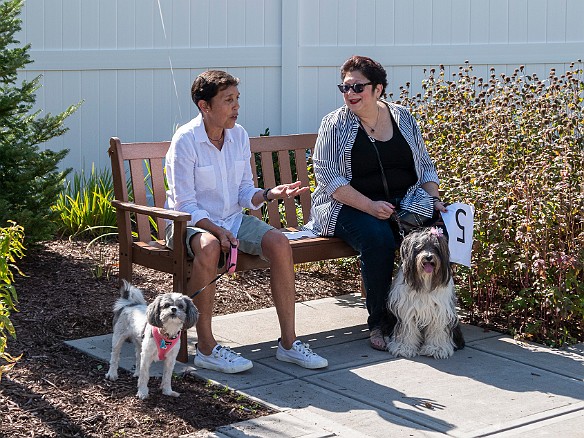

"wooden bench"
[108,134,358,362]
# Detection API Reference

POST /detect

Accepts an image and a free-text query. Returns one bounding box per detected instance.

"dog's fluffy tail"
[452,321,466,350]
[113,279,147,313]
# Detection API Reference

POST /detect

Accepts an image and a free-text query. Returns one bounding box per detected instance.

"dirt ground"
[1,239,361,437]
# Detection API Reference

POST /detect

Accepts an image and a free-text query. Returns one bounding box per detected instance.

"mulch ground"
[1,239,361,437]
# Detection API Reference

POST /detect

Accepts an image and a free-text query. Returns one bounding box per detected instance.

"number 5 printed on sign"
[441,203,475,267]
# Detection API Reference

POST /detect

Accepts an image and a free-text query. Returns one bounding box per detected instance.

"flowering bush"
[397,61,584,346]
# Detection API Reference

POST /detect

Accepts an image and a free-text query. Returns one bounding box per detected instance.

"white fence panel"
[508,0,528,43]
[432,0,453,46]
[15,0,584,173]
[414,0,433,46]
[375,1,395,46]
[567,0,584,41]
[489,0,509,44]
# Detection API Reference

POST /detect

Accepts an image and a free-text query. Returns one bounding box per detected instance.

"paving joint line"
[466,345,584,381]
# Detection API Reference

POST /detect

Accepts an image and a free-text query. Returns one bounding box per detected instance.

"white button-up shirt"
[165,114,263,235]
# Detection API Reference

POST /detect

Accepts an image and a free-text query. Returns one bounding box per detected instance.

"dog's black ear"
[146,296,163,328]
[400,234,417,288]
[183,297,199,329]
[438,235,453,286]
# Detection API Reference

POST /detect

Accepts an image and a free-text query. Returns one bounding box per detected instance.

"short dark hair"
[191,70,239,110]
[340,56,388,98]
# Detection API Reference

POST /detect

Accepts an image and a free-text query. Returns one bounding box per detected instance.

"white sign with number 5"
[440,203,474,267]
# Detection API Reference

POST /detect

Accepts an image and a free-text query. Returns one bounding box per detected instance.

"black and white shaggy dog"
[385,227,465,359]
[105,280,198,399]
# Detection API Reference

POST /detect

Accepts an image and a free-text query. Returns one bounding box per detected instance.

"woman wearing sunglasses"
[304,55,446,351]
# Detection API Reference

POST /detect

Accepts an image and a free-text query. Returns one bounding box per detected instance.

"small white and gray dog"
[105,280,198,399]
[385,227,465,359]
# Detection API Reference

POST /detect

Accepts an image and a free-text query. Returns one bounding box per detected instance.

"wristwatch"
[263,188,273,203]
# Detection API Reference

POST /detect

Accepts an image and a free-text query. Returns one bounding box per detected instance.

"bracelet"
[431,196,442,204]
[263,188,273,203]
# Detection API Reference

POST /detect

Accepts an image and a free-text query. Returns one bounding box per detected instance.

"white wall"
[17,0,584,173]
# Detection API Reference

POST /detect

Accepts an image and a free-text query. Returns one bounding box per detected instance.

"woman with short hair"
[165,70,328,373]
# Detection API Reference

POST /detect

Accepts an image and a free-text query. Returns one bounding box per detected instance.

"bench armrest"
[111,200,191,222]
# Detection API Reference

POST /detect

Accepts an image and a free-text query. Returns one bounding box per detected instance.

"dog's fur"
[385,228,465,359]
[105,281,198,399]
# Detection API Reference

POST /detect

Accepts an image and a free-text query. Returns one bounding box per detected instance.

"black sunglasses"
[337,82,373,94]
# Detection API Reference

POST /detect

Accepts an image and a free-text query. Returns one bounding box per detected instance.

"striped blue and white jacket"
[303,101,440,236]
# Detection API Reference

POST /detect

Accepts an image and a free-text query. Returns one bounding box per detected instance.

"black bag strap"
[359,122,405,238]
[359,122,391,201]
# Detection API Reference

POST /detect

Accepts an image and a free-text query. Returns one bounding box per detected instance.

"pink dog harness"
[152,327,179,360]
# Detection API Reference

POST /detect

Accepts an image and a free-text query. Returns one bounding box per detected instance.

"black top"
[350,113,417,201]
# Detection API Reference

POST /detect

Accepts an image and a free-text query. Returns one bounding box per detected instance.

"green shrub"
[0,0,79,244]
[0,221,25,380]
[52,165,117,239]
[397,61,584,346]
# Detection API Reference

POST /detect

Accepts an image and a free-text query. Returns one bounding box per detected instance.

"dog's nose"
[171,307,177,313]
[424,255,433,262]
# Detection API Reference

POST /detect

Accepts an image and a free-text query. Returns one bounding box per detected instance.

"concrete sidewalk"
[68,293,584,437]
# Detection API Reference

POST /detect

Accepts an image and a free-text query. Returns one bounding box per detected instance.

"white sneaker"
[276,339,328,369]
[194,344,253,374]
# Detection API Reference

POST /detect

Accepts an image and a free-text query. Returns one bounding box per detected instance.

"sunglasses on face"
[337,82,373,94]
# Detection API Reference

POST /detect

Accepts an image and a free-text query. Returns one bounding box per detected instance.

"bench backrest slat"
[277,149,297,227]
[128,158,151,242]
[258,150,279,227]
[149,157,168,240]
[294,148,312,223]
[249,133,316,228]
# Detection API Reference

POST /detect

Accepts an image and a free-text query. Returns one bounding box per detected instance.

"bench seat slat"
[129,235,357,273]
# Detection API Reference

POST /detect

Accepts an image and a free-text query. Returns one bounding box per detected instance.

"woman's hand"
[268,181,309,200]
[215,227,238,253]
[433,198,448,213]
[195,218,238,253]
[368,200,395,220]
[421,183,447,213]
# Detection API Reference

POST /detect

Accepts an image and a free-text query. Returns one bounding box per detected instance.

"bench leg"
[177,330,189,363]
[357,259,367,298]
[118,252,132,286]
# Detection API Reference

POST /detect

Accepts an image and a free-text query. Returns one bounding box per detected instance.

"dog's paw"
[387,341,418,358]
[419,344,454,359]
[105,371,118,381]
[383,335,391,347]
[136,388,149,400]
[162,388,180,397]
